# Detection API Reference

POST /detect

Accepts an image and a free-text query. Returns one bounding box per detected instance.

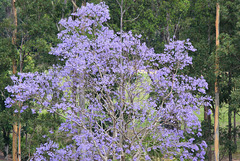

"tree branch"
[123,14,140,23]
[71,0,78,10]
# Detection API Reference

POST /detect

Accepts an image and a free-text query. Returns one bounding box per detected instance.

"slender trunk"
[17,37,24,161]
[71,2,85,160]
[77,0,86,109]
[233,109,237,149]
[228,109,232,161]
[3,129,10,160]
[205,105,212,161]
[12,111,18,161]
[207,3,212,160]
[11,0,18,160]
[204,105,208,159]
[207,0,211,53]
[214,3,220,161]
[18,122,21,161]
[79,0,86,115]
[204,106,208,120]
[25,125,27,148]
[228,71,232,161]
[208,112,212,161]
[119,0,125,160]
[4,144,9,160]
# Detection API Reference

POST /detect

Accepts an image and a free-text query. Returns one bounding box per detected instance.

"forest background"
[0,0,240,160]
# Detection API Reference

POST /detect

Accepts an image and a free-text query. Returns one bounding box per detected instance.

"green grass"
[197,102,240,128]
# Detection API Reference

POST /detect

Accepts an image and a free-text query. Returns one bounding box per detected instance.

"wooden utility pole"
[214,2,220,161]
[11,0,18,160]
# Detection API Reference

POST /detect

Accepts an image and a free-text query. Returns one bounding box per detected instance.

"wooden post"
[214,2,220,161]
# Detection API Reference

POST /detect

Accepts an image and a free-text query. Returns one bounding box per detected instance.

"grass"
[196,102,240,127]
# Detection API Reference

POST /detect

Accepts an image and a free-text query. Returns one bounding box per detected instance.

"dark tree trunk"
[228,107,232,161]
[204,106,208,120]
[207,110,212,161]
[228,71,232,161]
[2,128,10,160]
[233,109,237,149]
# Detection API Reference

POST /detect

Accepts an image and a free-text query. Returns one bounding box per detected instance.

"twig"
[123,14,140,23]
[0,90,6,99]
[71,0,78,10]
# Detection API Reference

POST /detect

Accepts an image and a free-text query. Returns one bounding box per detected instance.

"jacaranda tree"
[5,2,211,161]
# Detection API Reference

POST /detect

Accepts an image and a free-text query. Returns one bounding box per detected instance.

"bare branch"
[0,90,6,99]
[122,6,130,15]
[116,0,121,9]
[123,14,140,23]
[71,0,78,10]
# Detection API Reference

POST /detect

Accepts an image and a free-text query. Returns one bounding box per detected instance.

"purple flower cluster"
[5,2,211,161]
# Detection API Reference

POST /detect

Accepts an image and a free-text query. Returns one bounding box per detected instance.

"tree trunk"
[233,109,237,149]
[18,122,21,161]
[204,105,212,161]
[4,144,9,160]
[11,0,18,160]
[228,110,232,161]
[207,2,212,159]
[228,71,232,161]
[3,129,10,160]
[204,106,208,120]
[208,112,212,161]
[71,2,85,160]
[214,2,220,161]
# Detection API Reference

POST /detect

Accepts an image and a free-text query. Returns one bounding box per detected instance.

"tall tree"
[214,2,220,161]
[6,3,211,160]
[11,0,18,160]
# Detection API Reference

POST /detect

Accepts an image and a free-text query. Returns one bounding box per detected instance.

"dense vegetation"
[0,0,239,160]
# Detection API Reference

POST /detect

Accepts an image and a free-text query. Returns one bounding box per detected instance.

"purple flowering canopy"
[6,2,211,161]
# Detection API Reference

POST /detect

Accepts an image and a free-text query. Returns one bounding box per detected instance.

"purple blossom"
[5,2,211,161]
[207,109,212,115]
[31,109,36,114]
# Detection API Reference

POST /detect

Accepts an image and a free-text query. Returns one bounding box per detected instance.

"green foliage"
[231,77,240,112]
[219,126,239,158]
[0,0,11,21]
[0,0,74,158]
[19,109,64,159]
